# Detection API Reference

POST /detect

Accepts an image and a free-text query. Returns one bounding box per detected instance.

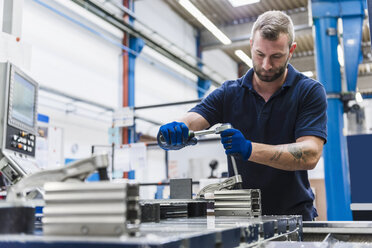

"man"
[157,11,327,221]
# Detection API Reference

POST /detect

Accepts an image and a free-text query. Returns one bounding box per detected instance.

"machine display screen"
[11,72,36,127]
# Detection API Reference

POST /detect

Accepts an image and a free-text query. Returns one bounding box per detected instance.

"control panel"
[5,125,36,157]
[0,62,40,184]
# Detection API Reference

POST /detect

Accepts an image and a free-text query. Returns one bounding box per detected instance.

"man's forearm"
[178,112,210,131]
[248,140,322,171]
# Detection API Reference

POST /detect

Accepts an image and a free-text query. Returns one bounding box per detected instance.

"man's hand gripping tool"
[158,123,232,145]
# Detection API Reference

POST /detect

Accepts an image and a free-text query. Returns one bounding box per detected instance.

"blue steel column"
[312,3,352,220]
[128,37,144,143]
[126,1,144,143]
[196,30,211,98]
[341,0,365,92]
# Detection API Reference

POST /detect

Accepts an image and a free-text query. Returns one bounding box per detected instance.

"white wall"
[203,49,238,81]
[21,0,122,159]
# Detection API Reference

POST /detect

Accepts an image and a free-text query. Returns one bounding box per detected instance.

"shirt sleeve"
[189,82,227,126]
[295,82,328,143]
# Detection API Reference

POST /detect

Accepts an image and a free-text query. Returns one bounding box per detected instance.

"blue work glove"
[220,128,252,160]
[157,121,197,151]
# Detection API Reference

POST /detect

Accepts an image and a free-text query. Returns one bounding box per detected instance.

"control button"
[31,141,34,147]
[20,138,27,144]
[23,145,28,151]
[27,147,32,153]
[19,131,27,137]
[27,140,31,146]
[12,135,18,141]
[17,143,23,149]
[29,135,35,141]
[11,141,17,148]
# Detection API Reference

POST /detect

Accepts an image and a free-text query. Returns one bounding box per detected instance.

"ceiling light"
[228,0,260,7]
[235,50,253,68]
[302,71,314,77]
[178,0,231,45]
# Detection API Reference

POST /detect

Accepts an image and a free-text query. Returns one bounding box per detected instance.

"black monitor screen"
[11,72,36,127]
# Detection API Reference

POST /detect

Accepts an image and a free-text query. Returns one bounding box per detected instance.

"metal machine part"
[43,181,140,236]
[229,154,242,189]
[170,178,192,199]
[0,154,109,235]
[214,189,261,217]
[140,203,160,223]
[0,202,35,234]
[196,175,243,199]
[197,148,243,197]
[5,154,109,202]
[0,215,303,247]
[140,199,210,219]
[0,62,40,184]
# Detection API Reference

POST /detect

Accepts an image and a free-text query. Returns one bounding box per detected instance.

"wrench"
[158,123,232,145]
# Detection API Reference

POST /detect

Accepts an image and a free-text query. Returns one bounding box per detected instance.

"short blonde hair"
[251,10,295,47]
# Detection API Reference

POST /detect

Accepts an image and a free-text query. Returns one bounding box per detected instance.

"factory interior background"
[12,0,372,219]
[2,0,372,245]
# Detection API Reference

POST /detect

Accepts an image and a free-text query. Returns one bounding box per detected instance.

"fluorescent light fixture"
[235,50,253,68]
[178,0,231,45]
[302,71,314,77]
[228,0,260,7]
[356,92,363,103]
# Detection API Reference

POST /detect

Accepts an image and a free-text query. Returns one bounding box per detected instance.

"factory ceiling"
[164,0,372,78]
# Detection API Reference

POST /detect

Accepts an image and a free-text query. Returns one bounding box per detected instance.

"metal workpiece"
[140,199,209,219]
[6,154,110,202]
[214,189,261,217]
[43,181,140,236]
[197,175,243,198]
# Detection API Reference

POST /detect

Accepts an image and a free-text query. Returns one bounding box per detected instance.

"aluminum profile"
[43,181,140,236]
[214,189,261,217]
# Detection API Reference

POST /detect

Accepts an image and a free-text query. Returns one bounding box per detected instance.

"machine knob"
[19,131,27,137]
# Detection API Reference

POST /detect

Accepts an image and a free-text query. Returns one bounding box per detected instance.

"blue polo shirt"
[190,64,327,221]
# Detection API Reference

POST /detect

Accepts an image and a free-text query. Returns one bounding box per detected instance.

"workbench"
[0,215,302,248]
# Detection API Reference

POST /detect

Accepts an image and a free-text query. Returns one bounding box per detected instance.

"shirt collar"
[241,63,299,90]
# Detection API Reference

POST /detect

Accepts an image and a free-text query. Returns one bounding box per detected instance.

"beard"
[253,57,289,82]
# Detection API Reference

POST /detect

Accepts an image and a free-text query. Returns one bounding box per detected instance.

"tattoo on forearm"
[288,144,305,162]
[270,146,284,161]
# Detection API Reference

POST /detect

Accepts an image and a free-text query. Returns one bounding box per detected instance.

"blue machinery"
[311,0,366,220]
